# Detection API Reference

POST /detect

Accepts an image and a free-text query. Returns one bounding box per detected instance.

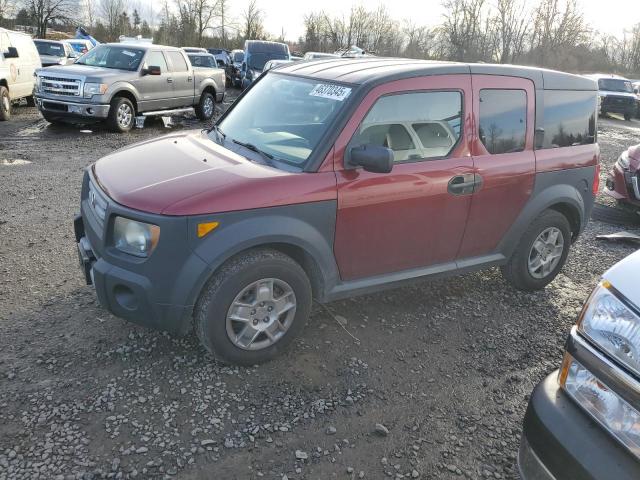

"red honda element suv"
[75,58,600,364]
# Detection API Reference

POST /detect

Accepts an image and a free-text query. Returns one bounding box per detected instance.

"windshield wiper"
[232,139,276,167]
[208,124,226,144]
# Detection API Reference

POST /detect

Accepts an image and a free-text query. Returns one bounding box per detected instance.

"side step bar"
[141,107,195,116]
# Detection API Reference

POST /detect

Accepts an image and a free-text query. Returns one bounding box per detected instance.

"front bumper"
[74,170,212,335]
[605,163,640,207]
[35,96,110,120]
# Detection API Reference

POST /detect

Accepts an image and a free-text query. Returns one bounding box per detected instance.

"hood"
[599,89,636,99]
[38,64,135,79]
[93,131,336,215]
[603,249,640,307]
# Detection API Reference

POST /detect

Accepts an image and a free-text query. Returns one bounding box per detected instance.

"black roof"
[277,57,597,91]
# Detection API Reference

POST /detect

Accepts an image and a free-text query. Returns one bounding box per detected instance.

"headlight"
[578,281,640,376]
[560,355,640,457]
[618,151,630,170]
[83,83,108,98]
[113,217,160,257]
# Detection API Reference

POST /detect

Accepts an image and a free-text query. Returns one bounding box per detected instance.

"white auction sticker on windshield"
[309,84,352,101]
[122,50,136,57]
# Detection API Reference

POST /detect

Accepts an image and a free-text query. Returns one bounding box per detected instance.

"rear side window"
[166,51,188,72]
[146,51,168,72]
[540,90,596,149]
[479,89,527,154]
[350,91,463,162]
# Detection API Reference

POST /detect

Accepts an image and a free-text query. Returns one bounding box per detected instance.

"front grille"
[88,180,108,229]
[603,95,634,108]
[40,75,82,97]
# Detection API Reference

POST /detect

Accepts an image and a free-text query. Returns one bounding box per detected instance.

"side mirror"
[347,144,394,173]
[4,46,18,58]
[144,65,161,76]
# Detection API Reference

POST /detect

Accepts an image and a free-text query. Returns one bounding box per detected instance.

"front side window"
[75,45,144,71]
[166,51,189,72]
[146,51,168,72]
[541,90,596,149]
[350,91,463,162]
[216,74,351,168]
[479,89,527,155]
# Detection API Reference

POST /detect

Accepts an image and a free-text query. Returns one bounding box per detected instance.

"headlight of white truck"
[578,281,640,376]
[113,217,160,257]
[83,83,108,98]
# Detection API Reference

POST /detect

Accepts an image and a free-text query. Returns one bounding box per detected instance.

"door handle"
[448,173,480,195]
[187,76,193,82]
[167,78,174,83]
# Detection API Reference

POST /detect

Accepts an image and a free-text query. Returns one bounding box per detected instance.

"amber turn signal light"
[197,221,219,238]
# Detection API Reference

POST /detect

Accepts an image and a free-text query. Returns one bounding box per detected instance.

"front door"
[333,75,475,280]
[457,75,536,258]
[136,50,172,112]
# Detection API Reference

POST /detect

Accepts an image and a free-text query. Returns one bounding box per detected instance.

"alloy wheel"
[528,227,564,279]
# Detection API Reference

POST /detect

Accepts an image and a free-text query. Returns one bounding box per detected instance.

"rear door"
[457,75,536,259]
[333,75,475,280]
[165,50,194,108]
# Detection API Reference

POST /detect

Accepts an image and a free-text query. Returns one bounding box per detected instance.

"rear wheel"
[106,96,135,132]
[194,249,312,365]
[195,91,215,121]
[501,210,571,291]
[0,86,11,121]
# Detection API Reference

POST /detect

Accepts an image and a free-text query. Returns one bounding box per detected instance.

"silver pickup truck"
[34,43,225,132]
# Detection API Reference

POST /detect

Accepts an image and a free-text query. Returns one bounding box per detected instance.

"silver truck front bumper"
[35,97,110,119]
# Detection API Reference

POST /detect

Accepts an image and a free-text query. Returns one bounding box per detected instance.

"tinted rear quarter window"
[479,89,527,154]
[540,90,596,149]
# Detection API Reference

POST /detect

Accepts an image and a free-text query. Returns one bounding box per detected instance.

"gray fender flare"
[106,82,140,104]
[497,183,586,259]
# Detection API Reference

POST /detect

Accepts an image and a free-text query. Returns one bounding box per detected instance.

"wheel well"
[548,203,581,240]
[202,85,216,98]
[112,91,137,112]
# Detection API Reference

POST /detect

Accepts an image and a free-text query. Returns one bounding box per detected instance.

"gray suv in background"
[34,43,225,132]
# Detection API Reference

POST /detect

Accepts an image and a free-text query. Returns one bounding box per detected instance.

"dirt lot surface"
[1,93,640,480]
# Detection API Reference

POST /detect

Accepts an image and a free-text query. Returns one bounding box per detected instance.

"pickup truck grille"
[40,75,82,97]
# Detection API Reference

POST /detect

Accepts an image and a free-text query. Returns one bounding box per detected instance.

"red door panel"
[457,75,536,259]
[333,75,474,281]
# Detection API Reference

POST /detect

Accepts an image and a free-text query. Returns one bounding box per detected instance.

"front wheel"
[195,91,215,121]
[501,210,571,291]
[106,96,135,132]
[194,249,312,365]
[0,86,11,121]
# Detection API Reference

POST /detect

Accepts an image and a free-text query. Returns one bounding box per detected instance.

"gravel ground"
[1,96,640,480]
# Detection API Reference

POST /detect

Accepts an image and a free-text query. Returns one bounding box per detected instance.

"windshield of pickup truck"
[215,74,351,168]
[248,53,289,71]
[75,45,145,71]
[35,41,65,57]
[598,78,633,93]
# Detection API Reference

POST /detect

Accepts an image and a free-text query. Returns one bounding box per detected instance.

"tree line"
[1,0,640,76]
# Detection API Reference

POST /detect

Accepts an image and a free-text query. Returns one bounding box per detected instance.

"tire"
[106,96,135,132]
[195,91,215,121]
[501,210,572,291]
[0,86,11,121]
[26,95,36,107]
[194,249,312,365]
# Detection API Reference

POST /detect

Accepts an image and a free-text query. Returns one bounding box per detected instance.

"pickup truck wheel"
[195,92,215,121]
[501,210,571,291]
[0,86,11,121]
[106,97,134,132]
[194,249,312,365]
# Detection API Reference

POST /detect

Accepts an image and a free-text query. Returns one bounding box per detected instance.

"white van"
[0,28,41,120]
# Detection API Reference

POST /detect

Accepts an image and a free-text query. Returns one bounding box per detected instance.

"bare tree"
[100,0,126,40]
[28,0,77,38]
[242,0,264,40]
[81,0,95,27]
[495,0,529,63]
[0,0,15,22]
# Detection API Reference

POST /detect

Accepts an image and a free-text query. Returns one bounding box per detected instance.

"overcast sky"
[139,0,640,42]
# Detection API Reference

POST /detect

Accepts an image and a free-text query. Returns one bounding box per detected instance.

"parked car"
[586,74,637,121]
[303,52,339,60]
[34,39,77,67]
[206,48,230,67]
[64,39,94,55]
[605,144,640,210]
[0,27,41,120]
[226,49,243,87]
[182,47,207,54]
[34,43,225,132]
[519,249,640,480]
[241,40,289,89]
[187,52,218,69]
[262,59,292,72]
[74,58,599,365]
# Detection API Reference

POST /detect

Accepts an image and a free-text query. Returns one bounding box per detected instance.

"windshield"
[247,52,289,71]
[75,45,145,71]
[599,78,633,93]
[35,41,65,57]
[233,51,244,62]
[216,74,352,168]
